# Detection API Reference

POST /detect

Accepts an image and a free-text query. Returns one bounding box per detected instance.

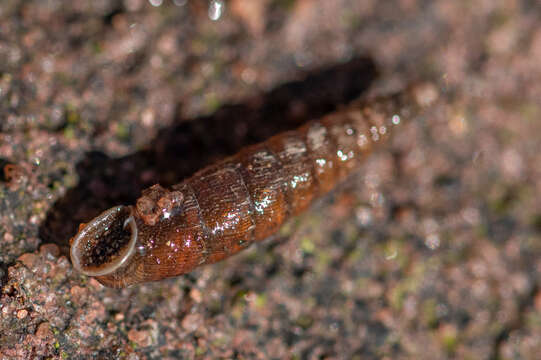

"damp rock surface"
[1,1,541,359]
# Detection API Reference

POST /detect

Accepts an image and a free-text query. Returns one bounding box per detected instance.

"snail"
[70,85,436,288]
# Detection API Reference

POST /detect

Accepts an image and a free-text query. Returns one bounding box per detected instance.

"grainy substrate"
[1,1,541,359]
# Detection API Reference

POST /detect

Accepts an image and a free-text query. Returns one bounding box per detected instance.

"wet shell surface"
[70,85,436,288]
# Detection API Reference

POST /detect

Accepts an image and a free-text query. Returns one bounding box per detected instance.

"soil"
[1,0,540,359]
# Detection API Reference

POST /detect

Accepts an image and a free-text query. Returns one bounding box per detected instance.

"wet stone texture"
[1,0,541,359]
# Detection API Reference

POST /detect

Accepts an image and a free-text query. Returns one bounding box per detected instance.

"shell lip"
[70,205,138,277]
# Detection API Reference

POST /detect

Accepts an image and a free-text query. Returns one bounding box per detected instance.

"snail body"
[70,88,428,288]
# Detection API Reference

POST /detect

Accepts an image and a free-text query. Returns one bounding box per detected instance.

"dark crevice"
[0,158,11,182]
[103,5,124,26]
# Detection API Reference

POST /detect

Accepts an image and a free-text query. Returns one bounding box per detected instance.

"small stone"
[534,291,541,311]
[181,313,203,332]
[85,301,106,323]
[40,243,60,258]
[128,328,150,347]
[17,253,38,269]
[3,232,14,243]
[127,320,158,348]
[190,288,203,303]
[16,309,28,319]
[35,322,53,340]
[230,0,266,36]
[413,82,439,107]
[88,278,103,290]
[70,286,88,305]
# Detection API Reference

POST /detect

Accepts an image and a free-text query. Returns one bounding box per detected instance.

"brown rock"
[39,244,60,258]
[127,320,158,348]
[230,0,267,37]
[16,309,28,319]
[35,322,53,340]
[70,286,89,305]
[17,253,38,270]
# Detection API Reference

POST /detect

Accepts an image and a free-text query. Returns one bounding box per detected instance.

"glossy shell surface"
[70,88,429,288]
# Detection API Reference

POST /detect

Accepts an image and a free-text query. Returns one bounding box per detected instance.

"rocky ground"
[1,0,540,359]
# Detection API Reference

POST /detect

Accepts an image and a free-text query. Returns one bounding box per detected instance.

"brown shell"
[70,86,435,288]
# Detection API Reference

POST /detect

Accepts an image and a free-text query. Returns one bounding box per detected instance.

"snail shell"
[70,86,435,288]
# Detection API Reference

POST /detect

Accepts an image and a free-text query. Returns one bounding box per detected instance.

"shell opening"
[70,205,138,277]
